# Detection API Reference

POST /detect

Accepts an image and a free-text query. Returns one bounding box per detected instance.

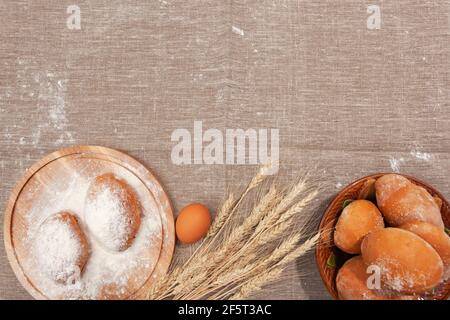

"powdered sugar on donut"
[34,216,83,284]
[85,185,134,252]
[20,157,162,299]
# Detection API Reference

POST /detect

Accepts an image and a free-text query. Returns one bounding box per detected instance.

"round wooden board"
[3,146,175,300]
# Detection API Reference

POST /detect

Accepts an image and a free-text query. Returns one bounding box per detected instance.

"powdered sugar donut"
[84,173,141,252]
[34,212,90,285]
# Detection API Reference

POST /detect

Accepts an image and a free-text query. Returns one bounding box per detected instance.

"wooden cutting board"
[3,146,175,300]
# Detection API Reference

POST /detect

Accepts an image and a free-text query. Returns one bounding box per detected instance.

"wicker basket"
[315,173,450,300]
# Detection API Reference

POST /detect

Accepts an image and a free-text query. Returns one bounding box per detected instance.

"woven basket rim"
[315,172,450,300]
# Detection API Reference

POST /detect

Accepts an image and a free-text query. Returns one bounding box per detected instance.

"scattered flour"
[35,71,70,135]
[21,159,162,299]
[34,215,83,284]
[232,26,245,36]
[389,157,404,173]
[388,145,433,173]
[410,149,432,161]
[85,183,134,252]
[14,58,75,147]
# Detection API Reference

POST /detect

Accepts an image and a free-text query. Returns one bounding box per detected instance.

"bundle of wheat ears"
[148,165,321,300]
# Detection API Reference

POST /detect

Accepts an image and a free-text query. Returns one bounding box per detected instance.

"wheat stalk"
[201,164,268,247]
[146,166,319,300]
[227,232,320,300]
[170,176,261,292]
[252,178,308,236]
[276,189,318,225]
[219,187,317,270]
[275,233,320,267]
[254,189,319,245]
[205,193,235,239]
[200,233,303,299]
[216,185,279,257]
[185,186,281,292]
[229,268,283,300]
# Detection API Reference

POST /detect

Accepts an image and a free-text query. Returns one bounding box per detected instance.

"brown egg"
[334,200,384,254]
[85,173,141,252]
[400,221,450,279]
[176,203,211,244]
[375,174,444,229]
[361,228,444,293]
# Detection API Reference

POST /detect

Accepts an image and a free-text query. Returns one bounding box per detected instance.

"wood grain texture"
[0,0,449,299]
[3,146,174,299]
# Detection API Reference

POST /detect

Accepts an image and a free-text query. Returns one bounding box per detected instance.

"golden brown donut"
[34,212,90,284]
[361,228,443,294]
[375,174,444,229]
[400,221,450,279]
[337,256,385,300]
[334,200,384,254]
[375,174,411,210]
[85,173,141,252]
